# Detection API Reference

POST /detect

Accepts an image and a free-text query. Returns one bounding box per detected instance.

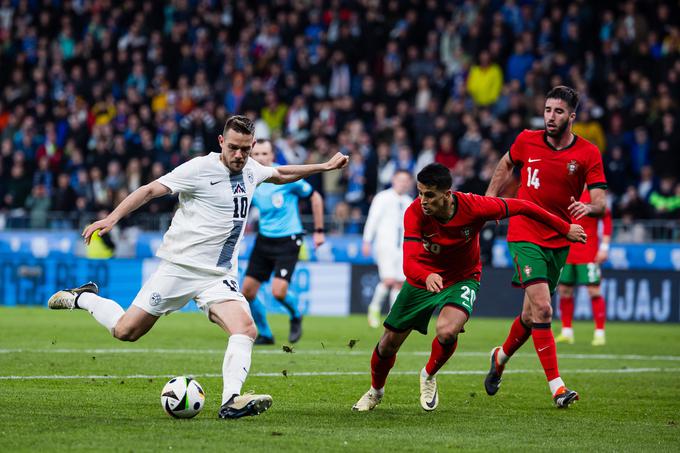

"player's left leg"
[208,301,272,419]
[242,276,274,344]
[588,283,606,346]
[525,282,578,408]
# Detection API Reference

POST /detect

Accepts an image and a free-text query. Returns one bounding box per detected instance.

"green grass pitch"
[1,307,679,452]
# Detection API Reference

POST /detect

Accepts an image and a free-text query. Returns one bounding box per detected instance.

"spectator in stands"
[466,50,504,107]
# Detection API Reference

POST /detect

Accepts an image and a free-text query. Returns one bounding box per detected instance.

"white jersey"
[156,152,274,277]
[363,188,412,251]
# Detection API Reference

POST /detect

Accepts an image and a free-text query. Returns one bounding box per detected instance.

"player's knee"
[378,337,400,357]
[558,285,573,298]
[533,303,553,322]
[436,328,458,345]
[587,286,601,298]
[231,318,257,339]
[272,286,287,301]
[241,287,256,302]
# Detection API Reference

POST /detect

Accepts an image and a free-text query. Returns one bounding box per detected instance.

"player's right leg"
[352,327,411,412]
[556,282,575,344]
[48,281,159,340]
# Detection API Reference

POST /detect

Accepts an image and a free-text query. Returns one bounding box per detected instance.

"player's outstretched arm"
[485,152,515,197]
[503,198,586,243]
[568,187,606,219]
[82,181,170,244]
[267,152,349,184]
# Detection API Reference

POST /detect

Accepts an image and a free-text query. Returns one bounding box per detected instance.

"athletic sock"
[221,334,254,405]
[532,322,560,383]
[368,283,388,313]
[388,287,399,308]
[591,295,606,330]
[499,316,532,365]
[370,345,396,391]
[560,295,574,329]
[549,377,566,396]
[249,295,273,339]
[425,337,457,376]
[278,293,301,320]
[76,292,125,335]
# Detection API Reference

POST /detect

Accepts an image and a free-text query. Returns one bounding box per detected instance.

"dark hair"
[254,138,274,152]
[417,163,452,190]
[223,115,255,136]
[545,85,579,112]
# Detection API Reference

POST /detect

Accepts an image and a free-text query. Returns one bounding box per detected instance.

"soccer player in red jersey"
[352,163,586,412]
[484,86,607,408]
[556,188,612,346]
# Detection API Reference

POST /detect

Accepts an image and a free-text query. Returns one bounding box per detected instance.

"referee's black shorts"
[245,233,304,283]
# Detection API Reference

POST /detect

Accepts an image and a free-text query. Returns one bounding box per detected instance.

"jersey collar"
[542,132,578,151]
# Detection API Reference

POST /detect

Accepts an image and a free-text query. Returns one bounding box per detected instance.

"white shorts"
[374,246,405,281]
[132,260,250,317]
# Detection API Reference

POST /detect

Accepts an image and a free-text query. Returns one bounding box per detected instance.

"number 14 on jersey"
[527,167,540,189]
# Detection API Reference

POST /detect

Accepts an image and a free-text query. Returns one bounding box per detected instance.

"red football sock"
[501,316,532,357]
[425,337,457,376]
[592,295,606,330]
[371,345,396,390]
[560,296,574,329]
[532,323,560,381]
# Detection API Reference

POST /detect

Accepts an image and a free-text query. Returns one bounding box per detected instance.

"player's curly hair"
[546,85,580,112]
[417,163,452,191]
[223,115,255,136]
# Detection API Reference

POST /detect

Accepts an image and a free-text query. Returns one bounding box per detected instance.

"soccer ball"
[160,376,205,419]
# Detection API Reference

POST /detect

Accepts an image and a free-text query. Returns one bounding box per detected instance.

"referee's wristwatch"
[314,228,325,233]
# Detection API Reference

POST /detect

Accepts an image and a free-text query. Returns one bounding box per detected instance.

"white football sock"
[368,283,388,312]
[498,347,510,365]
[222,334,254,405]
[370,386,384,396]
[76,292,125,335]
[594,329,605,338]
[389,288,399,308]
[561,327,574,337]
[549,377,565,395]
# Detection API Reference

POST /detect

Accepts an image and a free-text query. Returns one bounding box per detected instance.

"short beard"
[545,120,569,138]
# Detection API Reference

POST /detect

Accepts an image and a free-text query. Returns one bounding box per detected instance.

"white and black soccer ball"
[160,376,205,419]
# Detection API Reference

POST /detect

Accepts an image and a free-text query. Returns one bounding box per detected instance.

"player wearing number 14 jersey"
[352,163,586,413]
[484,86,607,408]
[46,116,349,419]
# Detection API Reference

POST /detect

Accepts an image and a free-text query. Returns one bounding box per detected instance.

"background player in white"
[362,170,414,328]
[47,115,348,419]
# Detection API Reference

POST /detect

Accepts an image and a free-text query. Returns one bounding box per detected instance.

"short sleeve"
[248,158,276,185]
[156,157,202,194]
[463,193,508,222]
[508,130,527,165]
[291,179,313,198]
[585,148,607,190]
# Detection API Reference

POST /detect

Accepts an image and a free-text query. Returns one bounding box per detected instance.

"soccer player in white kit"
[47,116,348,419]
[362,170,414,328]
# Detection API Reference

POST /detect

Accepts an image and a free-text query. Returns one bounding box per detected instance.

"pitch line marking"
[0,367,678,380]
[0,348,679,362]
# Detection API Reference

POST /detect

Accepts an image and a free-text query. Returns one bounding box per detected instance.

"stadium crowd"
[0,0,679,236]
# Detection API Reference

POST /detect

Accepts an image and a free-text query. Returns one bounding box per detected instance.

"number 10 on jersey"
[233,197,248,219]
[527,167,540,189]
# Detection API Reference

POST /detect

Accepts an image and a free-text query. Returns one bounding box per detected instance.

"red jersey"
[403,192,570,290]
[506,130,607,248]
[566,190,612,264]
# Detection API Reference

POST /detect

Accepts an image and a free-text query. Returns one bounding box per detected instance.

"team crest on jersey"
[461,227,472,242]
[232,182,246,194]
[245,169,254,184]
[524,265,532,277]
[567,160,579,175]
[272,193,284,208]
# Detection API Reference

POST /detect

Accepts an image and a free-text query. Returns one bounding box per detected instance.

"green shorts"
[508,242,569,295]
[384,280,479,335]
[559,263,601,286]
